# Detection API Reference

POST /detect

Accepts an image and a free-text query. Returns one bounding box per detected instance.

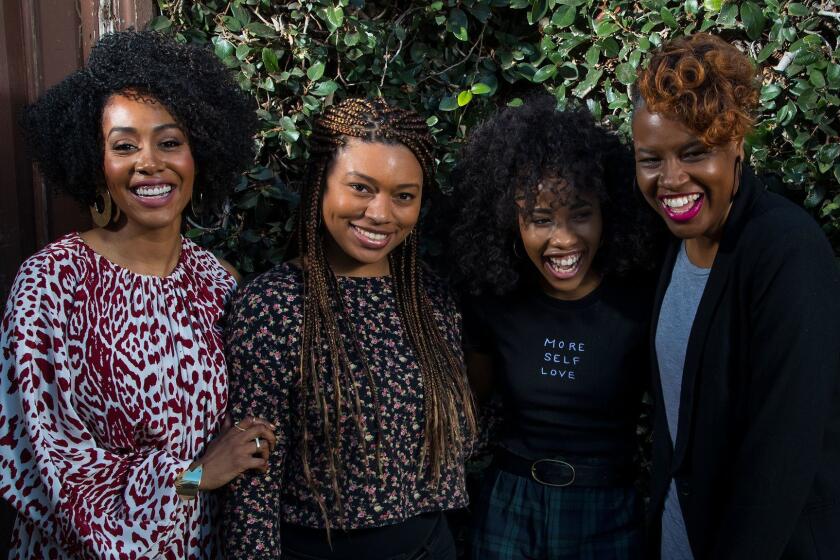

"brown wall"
[0,0,154,305]
[0,1,155,548]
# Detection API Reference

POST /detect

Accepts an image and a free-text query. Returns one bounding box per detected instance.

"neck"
[323,237,390,277]
[83,218,183,277]
[684,237,718,268]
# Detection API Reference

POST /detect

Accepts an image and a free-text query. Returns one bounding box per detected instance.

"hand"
[194,415,278,490]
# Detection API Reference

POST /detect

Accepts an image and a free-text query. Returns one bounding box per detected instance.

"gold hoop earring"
[90,189,114,227]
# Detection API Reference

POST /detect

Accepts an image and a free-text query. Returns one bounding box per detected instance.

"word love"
[540,338,585,380]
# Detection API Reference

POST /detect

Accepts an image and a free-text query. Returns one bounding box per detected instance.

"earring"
[90,189,114,227]
[512,238,523,259]
[191,190,205,218]
[732,156,742,202]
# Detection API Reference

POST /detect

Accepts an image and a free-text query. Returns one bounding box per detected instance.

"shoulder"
[738,189,834,267]
[229,262,303,320]
[180,238,239,292]
[10,234,90,297]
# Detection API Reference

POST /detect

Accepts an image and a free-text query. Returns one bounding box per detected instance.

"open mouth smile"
[129,182,177,208]
[351,224,392,249]
[544,252,582,280]
[659,192,703,222]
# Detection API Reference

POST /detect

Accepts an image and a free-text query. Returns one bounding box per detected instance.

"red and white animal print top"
[0,232,236,559]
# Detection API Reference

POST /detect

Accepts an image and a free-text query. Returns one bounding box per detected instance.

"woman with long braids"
[632,33,840,558]
[222,98,475,559]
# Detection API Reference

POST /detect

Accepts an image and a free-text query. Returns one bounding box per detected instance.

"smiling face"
[101,93,194,233]
[321,138,423,276]
[632,104,743,251]
[518,182,603,300]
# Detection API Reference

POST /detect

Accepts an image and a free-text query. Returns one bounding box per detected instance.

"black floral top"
[221,263,469,558]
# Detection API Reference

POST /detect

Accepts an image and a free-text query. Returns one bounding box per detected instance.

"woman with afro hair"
[633,33,840,559]
[0,30,278,558]
[448,94,659,559]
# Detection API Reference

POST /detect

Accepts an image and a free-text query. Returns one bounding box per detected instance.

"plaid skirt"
[469,465,643,559]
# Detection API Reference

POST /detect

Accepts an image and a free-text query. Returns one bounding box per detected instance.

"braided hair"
[297,98,476,528]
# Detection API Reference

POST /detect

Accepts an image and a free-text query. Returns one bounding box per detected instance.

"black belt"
[495,447,634,488]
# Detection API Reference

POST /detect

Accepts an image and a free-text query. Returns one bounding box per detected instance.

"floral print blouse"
[221,262,469,558]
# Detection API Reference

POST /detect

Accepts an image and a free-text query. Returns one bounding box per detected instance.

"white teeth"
[548,253,581,269]
[134,184,173,197]
[662,193,700,208]
[353,226,387,241]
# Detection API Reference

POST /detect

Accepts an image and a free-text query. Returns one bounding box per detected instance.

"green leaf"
[236,44,251,61]
[262,48,279,73]
[759,83,782,103]
[457,90,473,106]
[307,61,326,81]
[739,1,766,40]
[595,20,619,37]
[660,8,678,29]
[324,6,344,31]
[507,98,524,107]
[344,31,361,46]
[818,144,840,164]
[426,116,439,127]
[809,69,826,88]
[756,42,779,63]
[804,185,825,209]
[439,95,459,111]
[585,45,600,67]
[827,64,840,87]
[558,62,579,80]
[703,0,723,11]
[213,37,234,60]
[787,3,809,17]
[777,101,797,125]
[311,80,338,96]
[551,5,576,28]
[448,8,469,42]
[528,0,548,25]
[615,62,636,85]
[718,3,738,26]
[470,82,492,95]
[685,0,700,16]
[223,15,242,32]
[149,16,172,31]
[532,65,558,83]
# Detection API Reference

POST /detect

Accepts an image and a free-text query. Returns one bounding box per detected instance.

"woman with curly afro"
[632,33,840,559]
[0,30,277,558]
[448,94,658,559]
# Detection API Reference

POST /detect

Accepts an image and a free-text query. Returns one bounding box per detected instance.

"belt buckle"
[530,458,576,487]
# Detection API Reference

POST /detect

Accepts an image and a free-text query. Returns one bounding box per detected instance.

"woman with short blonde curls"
[632,33,840,559]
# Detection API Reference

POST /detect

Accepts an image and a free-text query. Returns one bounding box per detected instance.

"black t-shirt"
[465,276,653,460]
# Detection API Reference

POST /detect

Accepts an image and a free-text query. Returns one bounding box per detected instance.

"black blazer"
[648,168,840,559]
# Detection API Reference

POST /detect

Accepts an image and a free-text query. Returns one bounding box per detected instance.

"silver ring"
[254,437,261,450]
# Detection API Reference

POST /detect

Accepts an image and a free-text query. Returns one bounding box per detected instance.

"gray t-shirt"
[655,242,710,560]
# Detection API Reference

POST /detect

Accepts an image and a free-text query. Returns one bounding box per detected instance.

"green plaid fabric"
[469,466,643,559]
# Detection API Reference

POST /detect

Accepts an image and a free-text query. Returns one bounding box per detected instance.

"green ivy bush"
[152,0,840,273]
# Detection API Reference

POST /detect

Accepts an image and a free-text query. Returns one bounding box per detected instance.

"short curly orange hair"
[633,33,759,146]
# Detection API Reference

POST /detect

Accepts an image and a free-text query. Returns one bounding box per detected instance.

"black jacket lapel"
[670,168,764,469]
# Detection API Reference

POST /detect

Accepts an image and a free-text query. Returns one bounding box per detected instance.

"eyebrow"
[106,123,182,138]
[345,171,420,189]
[570,199,593,210]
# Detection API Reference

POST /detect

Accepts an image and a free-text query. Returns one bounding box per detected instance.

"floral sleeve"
[222,277,293,560]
